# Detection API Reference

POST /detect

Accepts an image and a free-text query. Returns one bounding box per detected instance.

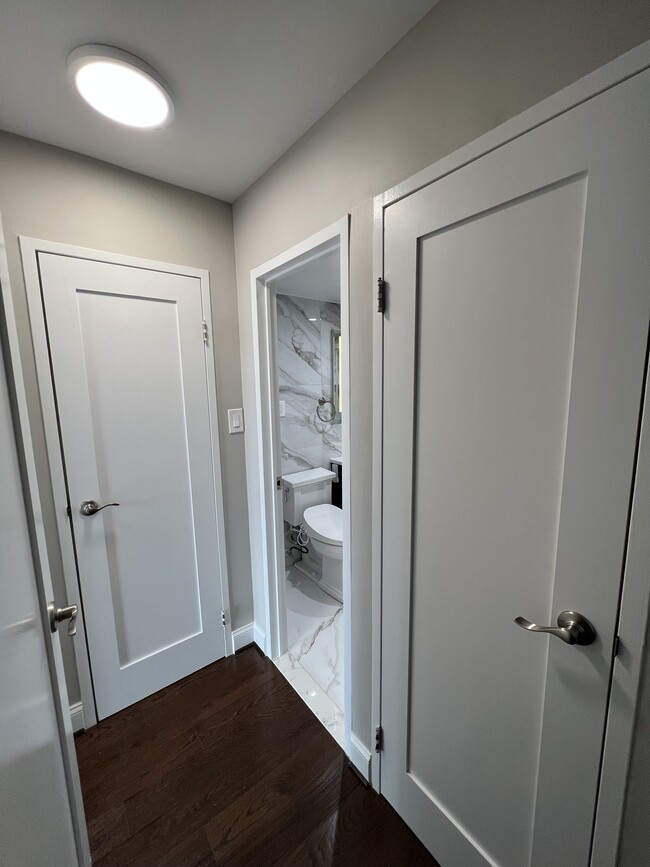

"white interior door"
[381,69,650,866]
[38,254,227,720]
[1,252,88,865]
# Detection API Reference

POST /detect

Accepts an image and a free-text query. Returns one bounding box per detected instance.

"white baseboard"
[349,733,372,782]
[231,623,255,652]
[231,622,266,654]
[69,701,85,733]
[253,623,265,651]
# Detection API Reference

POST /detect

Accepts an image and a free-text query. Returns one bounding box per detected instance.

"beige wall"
[0,131,251,704]
[232,0,650,779]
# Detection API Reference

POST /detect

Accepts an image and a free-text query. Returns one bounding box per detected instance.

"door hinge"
[221,609,227,627]
[66,504,72,519]
[377,277,386,314]
[613,634,620,657]
[202,320,209,345]
[375,725,383,752]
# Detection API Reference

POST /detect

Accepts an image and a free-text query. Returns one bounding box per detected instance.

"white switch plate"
[227,408,245,434]
[279,400,286,418]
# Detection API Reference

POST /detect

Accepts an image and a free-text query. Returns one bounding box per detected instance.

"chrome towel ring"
[316,397,336,423]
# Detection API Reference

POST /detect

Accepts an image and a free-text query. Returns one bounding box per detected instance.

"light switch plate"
[227,408,245,434]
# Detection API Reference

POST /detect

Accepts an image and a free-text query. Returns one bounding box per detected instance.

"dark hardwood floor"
[76,646,438,866]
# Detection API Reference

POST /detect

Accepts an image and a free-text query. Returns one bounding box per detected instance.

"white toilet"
[282,467,344,602]
[303,504,343,602]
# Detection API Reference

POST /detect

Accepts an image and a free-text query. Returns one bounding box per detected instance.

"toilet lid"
[303,504,343,546]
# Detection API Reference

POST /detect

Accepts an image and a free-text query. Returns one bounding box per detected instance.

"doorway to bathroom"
[248,217,351,753]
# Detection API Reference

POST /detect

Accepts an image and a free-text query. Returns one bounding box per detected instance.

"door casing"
[246,216,355,765]
[372,38,650,863]
[20,238,232,729]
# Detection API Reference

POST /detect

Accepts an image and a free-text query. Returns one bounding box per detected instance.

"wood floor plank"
[76,647,436,867]
[140,828,216,867]
[80,726,203,817]
[193,669,308,751]
[278,785,440,866]
[135,650,273,738]
[78,649,266,767]
[75,703,145,766]
[114,714,324,864]
[204,732,355,865]
[124,678,318,835]
[94,824,217,867]
[86,803,129,863]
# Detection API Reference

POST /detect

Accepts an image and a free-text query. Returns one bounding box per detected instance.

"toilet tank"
[282,467,336,526]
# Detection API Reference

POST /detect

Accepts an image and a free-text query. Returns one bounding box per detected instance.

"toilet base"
[293,553,342,604]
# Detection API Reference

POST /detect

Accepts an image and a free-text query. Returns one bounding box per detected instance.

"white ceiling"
[0,0,436,201]
[271,243,340,302]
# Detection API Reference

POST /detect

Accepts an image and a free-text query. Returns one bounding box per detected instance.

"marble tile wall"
[276,294,342,475]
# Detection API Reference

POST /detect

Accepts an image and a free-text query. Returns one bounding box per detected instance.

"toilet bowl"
[303,504,343,602]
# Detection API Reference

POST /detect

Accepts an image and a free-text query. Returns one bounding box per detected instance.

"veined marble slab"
[276,567,345,746]
[285,567,340,647]
[276,294,342,474]
[290,607,343,713]
[276,294,321,384]
[278,384,323,473]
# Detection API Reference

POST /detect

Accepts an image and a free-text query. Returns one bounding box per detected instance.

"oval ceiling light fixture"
[67,45,173,129]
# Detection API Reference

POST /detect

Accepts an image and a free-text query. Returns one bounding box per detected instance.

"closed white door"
[1,267,87,865]
[39,254,227,719]
[381,69,650,866]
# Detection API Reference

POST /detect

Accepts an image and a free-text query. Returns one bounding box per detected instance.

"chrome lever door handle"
[514,610,597,646]
[48,603,78,637]
[79,499,120,516]
[515,618,571,643]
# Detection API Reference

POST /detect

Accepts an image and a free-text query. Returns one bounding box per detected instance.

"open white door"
[32,251,228,720]
[0,232,89,865]
[380,67,649,866]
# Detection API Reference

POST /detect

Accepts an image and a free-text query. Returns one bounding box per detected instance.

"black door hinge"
[375,725,383,752]
[221,609,226,627]
[613,634,620,658]
[377,277,386,314]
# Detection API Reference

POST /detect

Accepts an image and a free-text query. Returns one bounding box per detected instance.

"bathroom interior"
[268,240,346,746]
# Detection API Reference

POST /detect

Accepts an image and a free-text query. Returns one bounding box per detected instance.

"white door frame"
[20,237,232,728]
[248,216,352,757]
[1,223,91,864]
[372,40,650,861]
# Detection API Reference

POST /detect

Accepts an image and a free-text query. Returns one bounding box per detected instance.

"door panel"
[77,290,203,666]
[409,177,586,867]
[39,255,226,719]
[0,278,84,864]
[381,69,650,866]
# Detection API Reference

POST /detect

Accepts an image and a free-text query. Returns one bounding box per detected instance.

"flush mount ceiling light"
[67,45,173,129]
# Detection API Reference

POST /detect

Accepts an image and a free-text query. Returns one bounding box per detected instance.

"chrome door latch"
[79,499,120,516]
[48,602,78,637]
[514,610,597,646]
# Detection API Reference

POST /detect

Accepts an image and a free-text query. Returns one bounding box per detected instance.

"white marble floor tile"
[273,651,344,748]
[275,566,345,747]
[292,607,344,712]
[285,567,340,651]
